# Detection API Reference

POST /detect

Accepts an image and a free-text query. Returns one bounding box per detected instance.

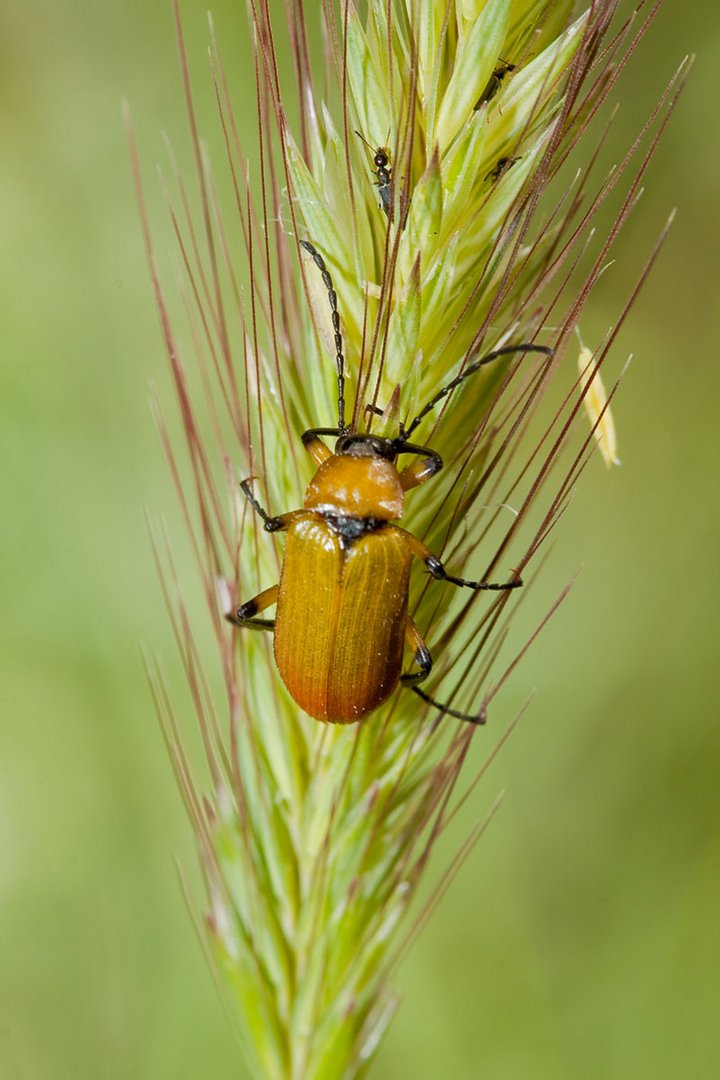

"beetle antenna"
[299,239,348,433]
[402,343,554,440]
[354,128,375,153]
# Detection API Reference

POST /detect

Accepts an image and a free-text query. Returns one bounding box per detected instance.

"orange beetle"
[230,241,552,724]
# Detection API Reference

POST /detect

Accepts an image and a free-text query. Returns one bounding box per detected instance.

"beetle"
[486,155,520,184]
[474,58,517,110]
[355,130,393,217]
[229,240,552,725]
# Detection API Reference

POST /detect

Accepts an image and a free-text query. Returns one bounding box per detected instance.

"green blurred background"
[1,2,717,1077]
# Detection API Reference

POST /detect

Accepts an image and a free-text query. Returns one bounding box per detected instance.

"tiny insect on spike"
[474,59,517,110]
[229,241,554,725]
[355,130,393,218]
[486,155,521,183]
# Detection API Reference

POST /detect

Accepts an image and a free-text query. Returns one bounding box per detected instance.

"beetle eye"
[335,434,396,459]
[336,435,360,455]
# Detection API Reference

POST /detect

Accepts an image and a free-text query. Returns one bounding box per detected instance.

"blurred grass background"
[1,2,717,1078]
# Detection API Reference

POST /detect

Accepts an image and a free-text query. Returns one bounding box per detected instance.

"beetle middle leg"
[227,583,278,631]
[401,531,522,591]
[401,616,486,724]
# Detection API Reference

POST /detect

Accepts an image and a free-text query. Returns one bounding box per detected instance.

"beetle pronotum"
[229,241,552,725]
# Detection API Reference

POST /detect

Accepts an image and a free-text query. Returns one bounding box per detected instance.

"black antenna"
[354,128,375,154]
[402,343,554,440]
[354,130,392,218]
[299,240,347,433]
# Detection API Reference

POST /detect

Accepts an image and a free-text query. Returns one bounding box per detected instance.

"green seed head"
[138,2,682,1076]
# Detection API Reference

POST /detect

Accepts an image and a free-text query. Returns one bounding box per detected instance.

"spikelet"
[578,343,621,467]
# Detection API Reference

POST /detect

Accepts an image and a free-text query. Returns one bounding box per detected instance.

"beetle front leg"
[301,429,335,467]
[403,532,522,591]
[226,583,278,631]
[397,442,443,492]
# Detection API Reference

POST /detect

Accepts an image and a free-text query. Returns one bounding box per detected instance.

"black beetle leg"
[402,532,523,591]
[401,616,486,724]
[226,583,278,631]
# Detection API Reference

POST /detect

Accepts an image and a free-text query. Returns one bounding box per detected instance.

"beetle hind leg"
[401,616,486,725]
[410,685,487,725]
[400,616,432,687]
[227,584,278,632]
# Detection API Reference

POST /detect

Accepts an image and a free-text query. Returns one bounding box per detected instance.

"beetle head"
[335,433,397,462]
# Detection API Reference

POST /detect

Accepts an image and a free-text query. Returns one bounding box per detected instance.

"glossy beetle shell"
[274,514,412,723]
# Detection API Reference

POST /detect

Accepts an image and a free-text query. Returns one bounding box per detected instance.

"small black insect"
[355,130,393,217]
[474,59,517,110]
[486,155,520,183]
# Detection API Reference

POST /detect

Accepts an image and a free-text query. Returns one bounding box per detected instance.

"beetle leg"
[240,478,272,522]
[301,429,335,466]
[397,443,443,491]
[411,684,487,724]
[400,616,433,686]
[262,510,315,533]
[240,480,308,533]
[401,531,522,591]
[226,583,278,631]
[402,617,486,724]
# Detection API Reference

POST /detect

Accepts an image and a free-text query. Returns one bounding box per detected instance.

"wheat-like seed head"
[133,1,685,1076]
